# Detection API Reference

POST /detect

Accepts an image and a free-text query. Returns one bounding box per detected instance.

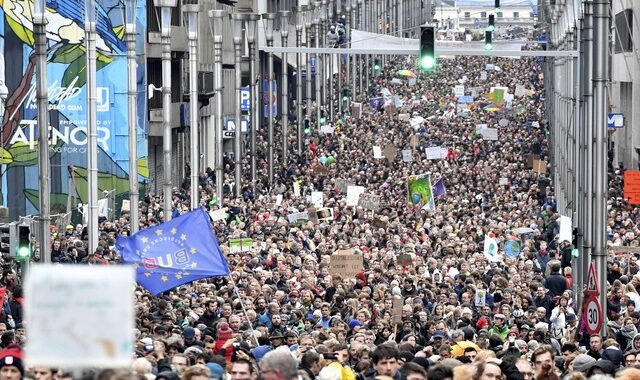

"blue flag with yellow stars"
[116,208,230,295]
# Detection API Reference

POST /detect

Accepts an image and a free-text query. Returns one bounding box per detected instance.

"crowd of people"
[0,38,638,380]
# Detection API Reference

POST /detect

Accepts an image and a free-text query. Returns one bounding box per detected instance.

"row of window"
[464,11,534,19]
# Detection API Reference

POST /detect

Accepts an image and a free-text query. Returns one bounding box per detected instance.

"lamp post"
[294,6,304,155]
[263,12,276,186]
[209,10,225,205]
[246,14,260,193]
[154,0,177,221]
[350,2,356,99]
[34,0,51,261]
[319,1,327,119]
[125,0,139,233]
[313,2,321,130]
[305,5,313,122]
[357,0,363,96]
[327,1,334,120]
[85,0,99,253]
[184,1,199,210]
[278,10,291,166]
[232,13,247,198]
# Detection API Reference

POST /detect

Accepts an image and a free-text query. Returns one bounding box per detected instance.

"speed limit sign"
[585,297,603,334]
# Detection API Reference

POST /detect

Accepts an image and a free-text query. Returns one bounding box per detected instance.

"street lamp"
[319,0,327,120]
[184,1,199,210]
[85,0,99,253]
[294,6,304,155]
[125,0,139,234]
[313,2,321,130]
[154,0,178,221]
[262,12,276,186]
[278,10,291,166]
[34,0,51,262]
[304,4,313,122]
[208,10,225,205]
[231,13,248,198]
[246,13,260,193]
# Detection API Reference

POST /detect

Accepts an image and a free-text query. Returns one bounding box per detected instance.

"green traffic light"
[420,55,435,70]
[487,25,495,32]
[17,246,30,259]
[320,117,326,125]
[484,43,493,50]
[342,96,349,101]
[374,64,380,70]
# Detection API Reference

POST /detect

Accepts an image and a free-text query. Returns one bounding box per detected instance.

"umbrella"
[397,69,417,78]
[513,227,534,235]
[451,341,481,358]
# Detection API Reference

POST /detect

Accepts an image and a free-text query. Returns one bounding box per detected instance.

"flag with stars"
[116,208,230,295]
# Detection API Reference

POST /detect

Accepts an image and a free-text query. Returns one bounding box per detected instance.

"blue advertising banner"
[262,80,277,118]
[0,0,148,219]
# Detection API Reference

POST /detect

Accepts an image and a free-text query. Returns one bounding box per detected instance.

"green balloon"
[327,156,336,164]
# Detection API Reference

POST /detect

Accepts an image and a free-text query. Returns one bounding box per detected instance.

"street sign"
[607,113,624,129]
[310,56,317,73]
[240,86,250,111]
[585,262,600,296]
[224,117,249,134]
[585,297,603,335]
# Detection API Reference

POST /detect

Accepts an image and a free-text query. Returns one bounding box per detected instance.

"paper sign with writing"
[383,145,398,162]
[475,289,487,307]
[373,146,384,159]
[425,147,447,160]
[499,118,509,127]
[351,102,362,118]
[293,181,301,196]
[320,125,335,134]
[515,84,526,97]
[276,194,283,207]
[392,297,404,323]
[624,170,640,205]
[346,186,366,207]
[499,178,509,186]
[121,200,130,212]
[454,85,465,97]
[480,71,488,81]
[402,149,413,162]
[532,160,548,174]
[311,191,324,207]
[398,113,411,122]
[287,211,309,225]
[209,208,228,222]
[229,238,253,253]
[330,250,363,278]
[26,265,135,367]
[358,193,381,211]
[476,124,488,131]
[479,128,498,141]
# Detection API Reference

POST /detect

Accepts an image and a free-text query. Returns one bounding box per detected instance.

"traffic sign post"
[585,262,600,296]
[585,297,603,335]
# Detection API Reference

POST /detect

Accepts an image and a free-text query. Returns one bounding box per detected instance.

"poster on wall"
[0,0,148,220]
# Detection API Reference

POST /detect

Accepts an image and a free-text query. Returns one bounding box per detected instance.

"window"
[147,0,181,32]
[497,12,503,18]
[147,58,182,108]
[464,12,471,19]
[513,12,520,19]
[480,12,487,18]
[614,9,633,53]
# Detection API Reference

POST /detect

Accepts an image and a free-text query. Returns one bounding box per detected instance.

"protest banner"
[392,296,404,324]
[330,249,363,278]
[624,170,640,205]
[346,186,365,207]
[229,237,253,253]
[373,146,384,159]
[398,113,411,122]
[26,265,135,367]
[425,147,446,160]
[209,208,228,222]
[479,128,498,141]
[358,193,381,211]
[287,211,310,226]
[532,159,548,174]
[121,200,130,212]
[311,191,324,207]
[383,145,398,162]
[316,207,334,221]
[610,246,640,253]
[335,179,355,194]
[401,149,413,162]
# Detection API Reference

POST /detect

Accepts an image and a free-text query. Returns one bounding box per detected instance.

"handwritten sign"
[346,186,365,207]
[532,159,547,174]
[229,238,253,253]
[373,146,383,159]
[479,128,498,141]
[398,113,411,122]
[402,149,413,162]
[209,208,228,222]
[425,147,447,160]
[358,193,381,211]
[392,296,404,324]
[26,265,135,367]
[121,200,130,212]
[383,145,398,162]
[624,170,640,205]
[311,191,324,207]
[287,211,310,225]
[330,249,363,278]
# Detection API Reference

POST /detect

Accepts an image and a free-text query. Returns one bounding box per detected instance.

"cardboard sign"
[209,208,228,222]
[383,145,398,162]
[287,211,309,225]
[346,186,366,207]
[229,237,253,253]
[410,135,420,150]
[385,104,397,115]
[402,149,413,162]
[392,297,404,324]
[26,265,135,367]
[330,249,363,278]
[358,193,381,211]
[373,146,384,159]
[307,207,319,223]
[479,128,498,141]
[372,217,388,229]
[527,154,540,169]
[121,199,130,212]
[351,102,362,118]
[311,191,324,207]
[625,170,640,205]
[532,160,547,174]
[398,113,411,122]
[610,246,640,253]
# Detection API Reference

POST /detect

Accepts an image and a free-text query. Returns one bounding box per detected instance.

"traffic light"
[320,108,326,125]
[488,14,495,32]
[0,224,9,256]
[419,26,436,71]
[495,0,500,11]
[484,30,493,50]
[16,224,31,260]
[373,59,381,75]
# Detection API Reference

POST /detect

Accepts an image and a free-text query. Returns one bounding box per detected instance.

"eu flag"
[116,208,230,295]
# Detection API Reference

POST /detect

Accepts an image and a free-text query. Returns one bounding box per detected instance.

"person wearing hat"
[213,322,235,364]
[488,314,509,341]
[0,345,23,380]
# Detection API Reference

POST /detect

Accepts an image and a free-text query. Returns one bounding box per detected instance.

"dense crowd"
[0,40,638,380]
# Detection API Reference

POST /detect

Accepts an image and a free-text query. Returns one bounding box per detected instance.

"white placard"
[559,215,572,243]
[454,85,465,97]
[120,199,130,212]
[293,181,301,196]
[26,265,135,368]
[425,147,447,160]
[346,186,366,207]
[479,128,498,141]
[209,207,228,221]
[402,149,413,162]
[486,64,494,71]
[275,194,283,207]
[480,71,488,81]
[373,146,383,159]
[499,118,509,127]
[410,116,425,130]
[476,123,488,131]
[531,121,540,128]
[475,289,487,307]
[515,84,526,97]
[320,124,335,134]
[311,191,324,208]
[499,178,509,186]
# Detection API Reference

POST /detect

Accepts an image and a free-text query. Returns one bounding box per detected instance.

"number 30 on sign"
[585,298,603,335]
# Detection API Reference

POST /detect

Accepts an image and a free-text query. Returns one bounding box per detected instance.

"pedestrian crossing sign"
[585,261,600,296]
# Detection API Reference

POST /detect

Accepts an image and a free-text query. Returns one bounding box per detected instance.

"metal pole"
[263,13,276,187]
[34,1,51,262]
[582,1,593,287]
[295,8,303,155]
[280,11,291,166]
[210,10,225,205]
[232,14,247,198]
[306,14,312,122]
[155,0,177,221]
[85,0,99,253]
[573,21,583,302]
[247,14,260,193]
[126,0,139,233]
[592,0,609,330]
[186,3,200,210]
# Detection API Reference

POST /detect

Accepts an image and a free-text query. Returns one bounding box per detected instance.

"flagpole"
[228,276,257,340]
